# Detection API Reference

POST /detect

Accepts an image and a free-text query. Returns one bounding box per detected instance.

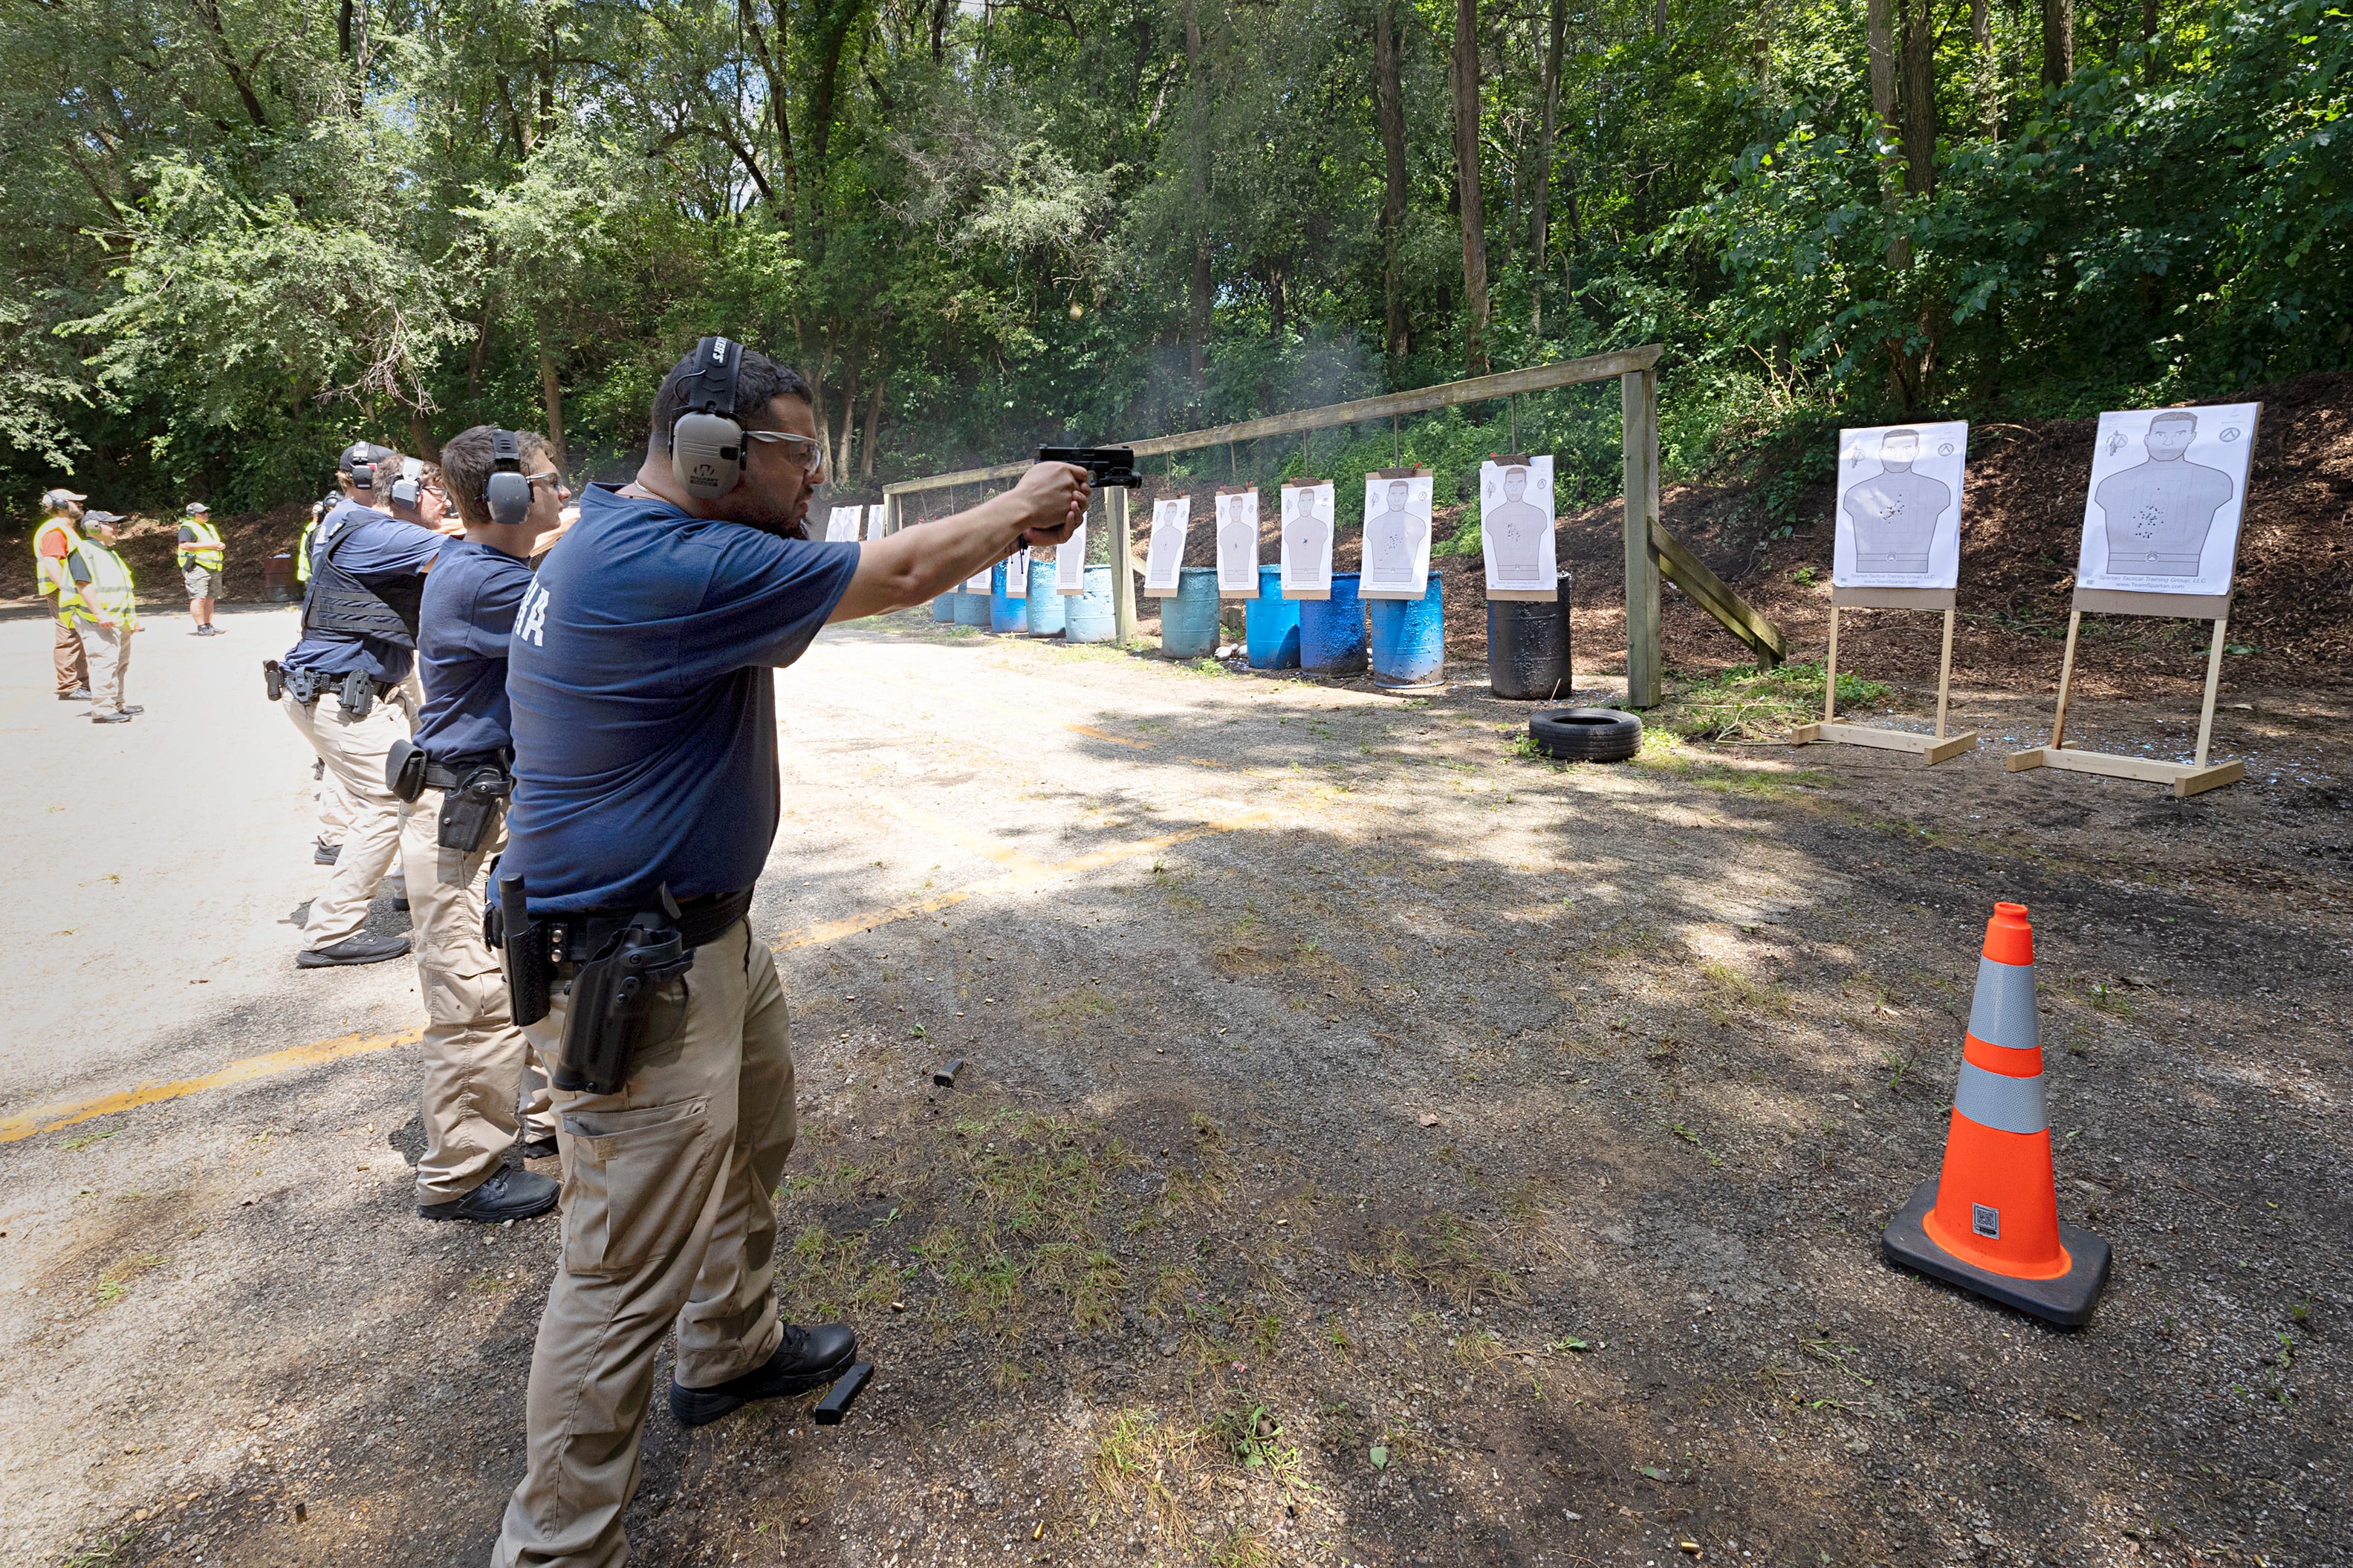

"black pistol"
[1036,446,1142,488]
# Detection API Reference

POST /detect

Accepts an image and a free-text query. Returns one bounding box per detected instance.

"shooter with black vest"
[389,426,567,1224]
[487,339,1087,1566]
[268,440,447,969]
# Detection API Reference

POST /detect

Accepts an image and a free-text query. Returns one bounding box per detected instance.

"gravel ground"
[0,605,2344,1568]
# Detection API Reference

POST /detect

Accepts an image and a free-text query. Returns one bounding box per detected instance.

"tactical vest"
[70,539,138,628]
[33,515,79,604]
[178,515,224,570]
[301,510,423,648]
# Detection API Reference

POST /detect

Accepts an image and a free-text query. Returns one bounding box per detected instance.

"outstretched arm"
[827,463,1089,623]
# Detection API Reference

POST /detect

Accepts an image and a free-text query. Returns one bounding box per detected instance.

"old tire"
[1529,706,1642,763]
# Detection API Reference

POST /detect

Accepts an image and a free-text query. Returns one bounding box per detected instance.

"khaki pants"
[79,622,132,716]
[405,801,552,1201]
[315,761,356,849]
[53,614,88,694]
[494,921,798,1568]
[285,687,413,949]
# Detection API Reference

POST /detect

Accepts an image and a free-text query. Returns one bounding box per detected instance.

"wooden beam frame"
[2004,601,2244,798]
[1792,590,1976,764]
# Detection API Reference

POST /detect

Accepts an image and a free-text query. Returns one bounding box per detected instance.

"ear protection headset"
[389,476,422,508]
[484,429,533,526]
[669,336,746,500]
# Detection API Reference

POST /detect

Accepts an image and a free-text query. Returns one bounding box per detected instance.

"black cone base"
[1881,1177,2112,1329]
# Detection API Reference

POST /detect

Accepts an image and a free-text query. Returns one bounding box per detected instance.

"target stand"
[2005,589,2244,798]
[1793,586,1979,764]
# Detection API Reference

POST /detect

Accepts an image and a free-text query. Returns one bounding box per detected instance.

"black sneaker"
[91,712,132,724]
[517,1134,560,1162]
[314,838,340,865]
[296,934,411,969]
[120,706,145,715]
[669,1324,860,1428]
[419,1166,559,1223]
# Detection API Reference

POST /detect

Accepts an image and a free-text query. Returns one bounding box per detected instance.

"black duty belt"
[488,885,750,969]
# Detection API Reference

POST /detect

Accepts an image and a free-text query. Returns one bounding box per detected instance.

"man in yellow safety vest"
[66,510,141,723]
[33,487,94,702]
[178,501,226,635]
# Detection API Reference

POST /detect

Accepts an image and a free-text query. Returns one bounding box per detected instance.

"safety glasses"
[741,429,826,472]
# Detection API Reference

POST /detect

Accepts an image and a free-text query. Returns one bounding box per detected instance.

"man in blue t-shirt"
[490,341,1087,1568]
[397,426,570,1227]
[279,441,447,968]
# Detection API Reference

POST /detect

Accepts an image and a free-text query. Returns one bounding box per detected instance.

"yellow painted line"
[0,1027,424,1145]
[1,813,1279,1139]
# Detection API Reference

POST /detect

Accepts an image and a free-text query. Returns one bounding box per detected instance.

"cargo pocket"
[559,1098,716,1277]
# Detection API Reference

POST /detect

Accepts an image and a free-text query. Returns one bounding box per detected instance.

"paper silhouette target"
[1005,546,1028,598]
[1280,483,1334,596]
[1144,495,1191,597]
[1833,421,1967,591]
[1216,491,1260,596]
[1055,521,1088,593]
[2075,404,2259,596]
[825,504,863,543]
[865,504,888,540]
[1480,458,1557,596]
[1361,472,1433,599]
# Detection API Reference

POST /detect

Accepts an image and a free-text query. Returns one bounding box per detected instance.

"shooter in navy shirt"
[400,426,571,1228]
[282,442,447,969]
[490,342,1088,1568]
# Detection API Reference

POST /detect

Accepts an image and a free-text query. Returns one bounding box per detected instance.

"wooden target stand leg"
[1792,587,1980,764]
[2005,590,2245,798]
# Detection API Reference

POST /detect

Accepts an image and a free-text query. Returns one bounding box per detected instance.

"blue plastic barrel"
[989,562,1027,634]
[1368,573,1445,687]
[1244,565,1300,668]
[955,588,990,629]
[1299,572,1367,674]
[1065,565,1117,643]
[932,593,955,622]
[1160,567,1220,659]
[1025,556,1066,635]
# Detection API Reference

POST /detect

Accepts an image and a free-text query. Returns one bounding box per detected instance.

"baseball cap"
[82,510,125,526]
[40,487,86,511]
[186,501,210,515]
[339,441,396,476]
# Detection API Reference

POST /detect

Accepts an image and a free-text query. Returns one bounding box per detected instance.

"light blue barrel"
[1244,565,1299,668]
[932,593,956,622]
[1159,567,1220,659]
[1368,573,1445,687]
[1065,565,1117,643]
[1025,557,1066,635]
[1299,572,1367,674]
[989,562,1027,634]
[954,588,990,629]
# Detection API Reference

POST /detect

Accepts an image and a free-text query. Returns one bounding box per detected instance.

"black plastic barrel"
[1486,573,1573,700]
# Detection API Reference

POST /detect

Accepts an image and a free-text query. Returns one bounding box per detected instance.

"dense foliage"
[2,0,2343,512]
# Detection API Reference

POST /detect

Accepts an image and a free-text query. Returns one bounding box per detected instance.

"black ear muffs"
[669,336,745,500]
[349,461,379,491]
[484,429,533,526]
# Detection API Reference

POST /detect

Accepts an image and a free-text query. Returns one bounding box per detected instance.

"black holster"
[437,764,511,852]
[494,872,556,1028]
[263,659,286,702]
[554,902,695,1096]
[337,668,376,720]
[386,738,428,801]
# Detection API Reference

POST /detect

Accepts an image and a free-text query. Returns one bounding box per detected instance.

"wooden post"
[1823,606,1842,724]
[1620,367,1661,708]
[2193,617,2227,767]
[1933,606,1957,739]
[2048,610,2084,750]
[1111,485,1138,643]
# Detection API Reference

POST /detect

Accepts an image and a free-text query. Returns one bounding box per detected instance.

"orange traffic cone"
[1882,902,2112,1326]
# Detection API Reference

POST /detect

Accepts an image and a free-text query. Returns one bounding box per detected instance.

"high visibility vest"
[33,515,80,606]
[296,514,319,583]
[178,515,224,570]
[69,539,138,630]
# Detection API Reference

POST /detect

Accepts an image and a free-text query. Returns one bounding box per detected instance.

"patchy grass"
[1651,660,1890,742]
[92,1252,166,1306]
[1700,959,1793,1019]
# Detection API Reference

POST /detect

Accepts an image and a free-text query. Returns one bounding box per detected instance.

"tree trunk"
[1184,0,1212,382]
[2139,0,2160,78]
[1973,0,1999,137]
[1868,0,1906,266]
[2041,0,2073,88]
[538,339,565,471]
[1373,0,1410,359]
[1899,0,1937,198]
[1530,0,1565,333]
[860,373,886,479]
[834,357,860,480]
[466,291,492,402]
[1450,0,1490,377]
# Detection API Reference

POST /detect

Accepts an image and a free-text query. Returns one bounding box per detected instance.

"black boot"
[313,837,340,865]
[419,1166,559,1223]
[669,1324,860,1428]
[296,934,410,969]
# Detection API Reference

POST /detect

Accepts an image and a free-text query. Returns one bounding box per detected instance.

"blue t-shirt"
[412,538,535,759]
[283,500,447,683]
[502,484,860,914]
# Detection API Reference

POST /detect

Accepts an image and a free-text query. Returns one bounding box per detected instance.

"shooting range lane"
[1,608,2347,1567]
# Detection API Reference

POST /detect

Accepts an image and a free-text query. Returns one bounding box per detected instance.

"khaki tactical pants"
[53,614,88,694]
[79,622,132,717]
[404,802,553,1203]
[284,687,414,949]
[315,761,356,850]
[493,921,798,1568]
